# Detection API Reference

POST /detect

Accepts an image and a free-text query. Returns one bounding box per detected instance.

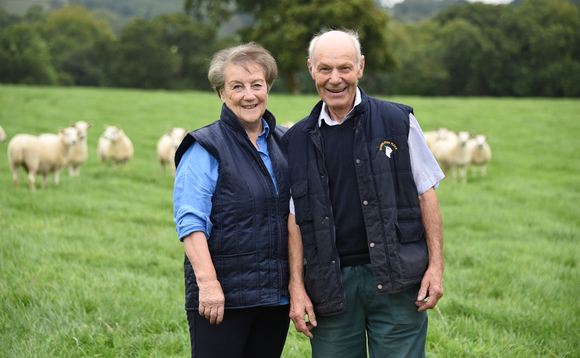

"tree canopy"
[184,0,396,94]
[0,0,578,97]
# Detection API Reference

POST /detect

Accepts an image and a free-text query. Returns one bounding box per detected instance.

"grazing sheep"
[68,121,93,177]
[431,131,473,184]
[97,126,134,167]
[468,134,492,177]
[423,130,438,150]
[156,126,188,176]
[8,127,80,191]
[0,125,6,142]
[424,127,458,150]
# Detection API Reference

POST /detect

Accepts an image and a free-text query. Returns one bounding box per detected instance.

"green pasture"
[0,84,578,357]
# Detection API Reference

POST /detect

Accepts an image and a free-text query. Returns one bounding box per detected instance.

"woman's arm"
[183,231,224,325]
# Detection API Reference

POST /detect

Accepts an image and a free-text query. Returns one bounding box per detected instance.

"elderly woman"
[173,43,290,358]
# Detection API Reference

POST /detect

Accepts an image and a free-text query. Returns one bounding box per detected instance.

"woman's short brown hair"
[208,42,278,95]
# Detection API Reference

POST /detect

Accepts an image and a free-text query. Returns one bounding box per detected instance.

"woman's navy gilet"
[175,104,290,310]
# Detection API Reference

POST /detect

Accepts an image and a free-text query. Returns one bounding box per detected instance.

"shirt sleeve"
[408,113,445,194]
[289,197,295,215]
[173,141,219,241]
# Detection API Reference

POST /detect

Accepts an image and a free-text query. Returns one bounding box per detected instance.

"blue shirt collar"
[259,118,270,138]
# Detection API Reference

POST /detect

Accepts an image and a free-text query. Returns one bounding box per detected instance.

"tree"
[104,14,223,90]
[154,13,223,90]
[0,23,57,85]
[23,5,49,24]
[435,0,580,96]
[184,0,396,94]
[107,18,181,89]
[435,3,518,96]
[38,5,115,85]
[510,0,580,96]
[363,21,448,96]
[390,0,470,23]
[0,8,21,30]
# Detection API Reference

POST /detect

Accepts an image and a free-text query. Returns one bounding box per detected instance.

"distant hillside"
[384,0,471,22]
[384,0,578,23]
[3,0,577,27]
[0,0,184,18]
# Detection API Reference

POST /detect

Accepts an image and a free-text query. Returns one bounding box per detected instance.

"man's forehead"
[312,34,357,61]
[312,57,357,68]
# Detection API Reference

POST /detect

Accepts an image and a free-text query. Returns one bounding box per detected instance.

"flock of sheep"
[423,127,492,184]
[1,121,491,191]
[2,123,189,191]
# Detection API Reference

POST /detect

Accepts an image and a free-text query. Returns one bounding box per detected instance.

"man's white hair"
[308,29,363,67]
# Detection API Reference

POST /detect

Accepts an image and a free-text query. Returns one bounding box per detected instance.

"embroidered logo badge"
[379,141,397,158]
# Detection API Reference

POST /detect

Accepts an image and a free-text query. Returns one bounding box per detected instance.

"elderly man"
[283,29,445,358]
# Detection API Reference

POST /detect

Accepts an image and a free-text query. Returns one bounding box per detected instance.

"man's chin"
[324,98,351,109]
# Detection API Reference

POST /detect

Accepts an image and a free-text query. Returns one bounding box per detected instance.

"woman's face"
[220,63,268,131]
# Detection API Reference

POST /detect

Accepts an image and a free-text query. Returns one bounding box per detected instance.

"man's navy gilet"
[175,104,290,310]
[283,88,428,316]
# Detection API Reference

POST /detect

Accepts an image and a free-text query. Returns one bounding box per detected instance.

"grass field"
[1,84,579,357]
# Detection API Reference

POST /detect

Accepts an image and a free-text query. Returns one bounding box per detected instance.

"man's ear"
[307,59,315,80]
[358,55,365,80]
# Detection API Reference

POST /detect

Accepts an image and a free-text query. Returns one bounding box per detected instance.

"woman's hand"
[198,279,225,324]
[183,232,225,324]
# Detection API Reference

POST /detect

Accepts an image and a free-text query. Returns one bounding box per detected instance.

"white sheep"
[8,127,80,191]
[423,130,438,150]
[67,121,93,177]
[97,126,134,167]
[431,131,473,184]
[467,134,492,177]
[156,126,188,176]
[424,127,458,150]
[0,125,7,142]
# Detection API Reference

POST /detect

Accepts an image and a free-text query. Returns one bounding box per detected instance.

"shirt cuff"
[176,210,213,241]
[416,170,445,195]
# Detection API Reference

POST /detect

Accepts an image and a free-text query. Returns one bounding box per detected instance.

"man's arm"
[183,231,225,324]
[415,187,444,311]
[288,214,317,338]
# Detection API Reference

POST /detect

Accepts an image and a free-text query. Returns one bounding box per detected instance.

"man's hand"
[198,279,225,324]
[415,264,444,312]
[289,285,317,339]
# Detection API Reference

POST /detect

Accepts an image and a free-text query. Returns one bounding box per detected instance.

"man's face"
[308,32,365,121]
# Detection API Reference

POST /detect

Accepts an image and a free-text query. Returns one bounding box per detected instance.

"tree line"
[372,0,580,97]
[1,0,579,96]
[0,5,229,90]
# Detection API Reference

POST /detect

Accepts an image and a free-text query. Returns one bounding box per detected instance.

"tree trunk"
[285,69,301,95]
